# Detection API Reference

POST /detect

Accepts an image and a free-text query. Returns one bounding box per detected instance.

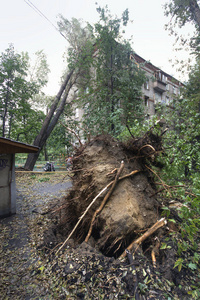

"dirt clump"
[58,133,163,257]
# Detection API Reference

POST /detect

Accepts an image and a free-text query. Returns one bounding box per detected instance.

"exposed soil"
[58,134,163,257]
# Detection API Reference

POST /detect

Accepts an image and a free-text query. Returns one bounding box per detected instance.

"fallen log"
[120,217,167,259]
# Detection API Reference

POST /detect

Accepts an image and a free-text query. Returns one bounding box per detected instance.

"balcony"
[153,80,166,93]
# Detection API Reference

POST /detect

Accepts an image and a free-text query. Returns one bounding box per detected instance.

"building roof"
[133,53,183,86]
[0,137,39,154]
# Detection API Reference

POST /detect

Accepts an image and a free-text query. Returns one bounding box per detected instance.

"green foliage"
[80,6,145,137]
[58,6,146,138]
[0,44,49,144]
[44,117,72,160]
[164,0,200,56]
[164,0,199,29]
[174,258,184,272]
[38,177,50,182]
[160,59,200,183]
[57,16,94,72]
[147,55,200,297]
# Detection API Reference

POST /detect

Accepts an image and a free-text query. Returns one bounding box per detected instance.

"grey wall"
[0,154,16,217]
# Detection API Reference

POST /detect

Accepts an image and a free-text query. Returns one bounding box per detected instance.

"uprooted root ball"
[58,133,164,257]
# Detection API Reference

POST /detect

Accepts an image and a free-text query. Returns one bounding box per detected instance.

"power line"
[24,0,67,41]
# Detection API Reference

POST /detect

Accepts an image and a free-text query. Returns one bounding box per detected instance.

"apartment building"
[132,53,183,118]
[72,52,183,129]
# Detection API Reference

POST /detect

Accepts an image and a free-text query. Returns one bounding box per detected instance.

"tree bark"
[2,83,10,137]
[189,0,200,30]
[24,70,74,170]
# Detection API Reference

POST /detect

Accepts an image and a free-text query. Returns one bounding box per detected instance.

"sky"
[0,0,194,95]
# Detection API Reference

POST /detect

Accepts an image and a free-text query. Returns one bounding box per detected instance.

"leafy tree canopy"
[0,44,49,143]
[58,5,145,138]
[164,0,200,55]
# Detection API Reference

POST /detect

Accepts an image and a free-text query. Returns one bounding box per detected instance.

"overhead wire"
[24,0,67,41]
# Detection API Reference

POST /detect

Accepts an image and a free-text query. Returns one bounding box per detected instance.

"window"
[162,74,166,83]
[155,71,161,81]
[155,71,167,83]
[166,96,170,105]
[144,96,149,106]
[144,79,149,90]
[155,92,162,104]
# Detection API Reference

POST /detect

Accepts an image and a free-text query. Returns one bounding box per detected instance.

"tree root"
[120,217,167,259]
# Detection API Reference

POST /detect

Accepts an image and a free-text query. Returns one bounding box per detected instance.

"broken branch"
[120,217,167,259]
[59,121,83,147]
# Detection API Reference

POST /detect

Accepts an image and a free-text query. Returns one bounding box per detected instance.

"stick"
[85,161,124,242]
[145,165,172,196]
[151,249,156,268]
[56,168,140,254]
[59,121,83,147]
[120,217,167,259]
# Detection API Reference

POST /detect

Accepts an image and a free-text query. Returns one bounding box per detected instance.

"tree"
[185,57,200,111]
[72,6,145,137]
[164,0,200,55]
[0,45,29,137]
[165,0,200,29]
[163,1,200,177]
[0,45,49,141]
[24,69,75,170]
[24,16,95,170]
[25,6,146,169]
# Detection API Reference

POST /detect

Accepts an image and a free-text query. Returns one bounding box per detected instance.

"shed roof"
[0,137,39,154]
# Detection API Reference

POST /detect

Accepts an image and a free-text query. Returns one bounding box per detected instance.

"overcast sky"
[0,0,194,95]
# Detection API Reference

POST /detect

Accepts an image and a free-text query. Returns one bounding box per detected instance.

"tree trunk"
[8,112,13,138]
[189,0,200,30]
[44,143,48,161]
[24,70,74,170]
[2,84,10,137]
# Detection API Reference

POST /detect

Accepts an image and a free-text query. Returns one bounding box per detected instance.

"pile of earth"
[36,133,199,298]
[56,133,164,258]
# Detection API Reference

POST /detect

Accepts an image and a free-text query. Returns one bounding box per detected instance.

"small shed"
[0,137,39,218]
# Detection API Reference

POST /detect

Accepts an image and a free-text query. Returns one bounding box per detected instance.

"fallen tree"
[24,70,75,170]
